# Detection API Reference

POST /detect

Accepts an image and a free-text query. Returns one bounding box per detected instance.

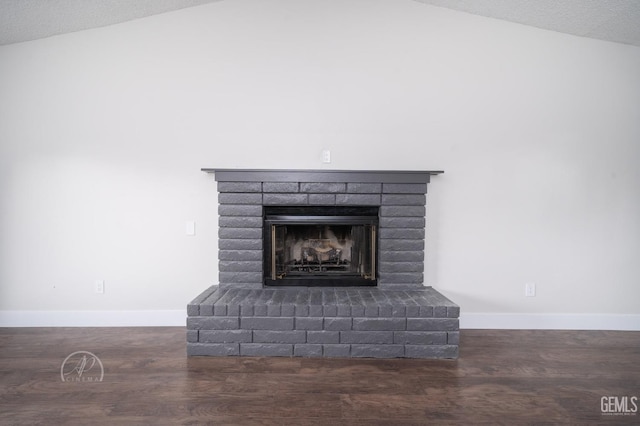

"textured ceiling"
[1,0,639,47]
[417,0,640,47]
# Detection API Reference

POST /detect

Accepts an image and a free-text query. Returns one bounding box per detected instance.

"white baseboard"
[460,313,640,331]
[0,310,186,327]
[1,310,639,330]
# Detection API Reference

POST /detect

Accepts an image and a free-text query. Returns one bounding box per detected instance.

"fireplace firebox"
[264,206,378,286]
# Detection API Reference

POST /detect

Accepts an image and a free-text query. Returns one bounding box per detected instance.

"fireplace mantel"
[202,168,444,183]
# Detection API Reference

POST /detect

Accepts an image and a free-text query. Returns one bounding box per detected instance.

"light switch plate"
[186,221,195,236]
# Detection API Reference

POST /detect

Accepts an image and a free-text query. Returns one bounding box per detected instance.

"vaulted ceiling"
[1,0,639,47]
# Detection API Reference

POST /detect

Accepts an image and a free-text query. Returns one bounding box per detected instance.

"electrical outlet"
[525,282,536,297]
[322,149,331,163]
[95,280,105,294]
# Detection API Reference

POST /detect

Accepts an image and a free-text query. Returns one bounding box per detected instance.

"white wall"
[1,0,639,327]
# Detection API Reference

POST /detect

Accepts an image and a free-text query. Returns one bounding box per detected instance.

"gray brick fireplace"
[187,169,459,358]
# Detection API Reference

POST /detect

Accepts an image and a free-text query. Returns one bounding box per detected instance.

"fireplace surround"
[187,169,460,359]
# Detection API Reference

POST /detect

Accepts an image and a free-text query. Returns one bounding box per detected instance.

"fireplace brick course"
[188,169,459,359]
[188,286,459,359]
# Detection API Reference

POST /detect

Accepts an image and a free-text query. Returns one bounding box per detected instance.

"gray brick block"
[187,343,239,356]
[262,182,299,193]
[379,228,425,240]
[447,306,460,318]
[352,318,406,331]
[323,344,351,357]
[381,194,426,205]
[240,343,293,357]
[294,304,309,317]
[309,194,336,205]
[253,330,306,344]
[263,193,308,205]
[379,216,425,228]
[324,317,352,331]
[219,228,263,239]
[347,183,381,194]
[351,344,404,358]
[378,272,424,284]
[219,250,262,261]
[364,305,379,317]
[281,304,295,316]
[378,305,393,317]
[300,182,346,193]
[198,304,214,316]
[294,344,323,357]
[307,331,340,344]
[187,305,200,316]
[322,305,337,317]
[218,182,262,193]
[218,239,263,250]
[241,317,294,330]
[187,316,239,330]
[405,306,420,317]
[406,318,459,331]
[336,305,351,317]
[219,272,262,284]
[405,345,458,359]
[219,216,263,228]
[434,306,447,317]
[378,251,424,262]
[295,317,323,330]
[335,194,381,205]
[267,305,281,317]
[393,331,446,345]
[382,183,427,194]
[378,239,424,251]
[240,304,254,316]
[380,283,424,290]
[186,330,198,343]
[253,305,267,316]
[391,306,406,317]
[419,306,434,317]
[378,261,424,273]
[225,304,240,316]
[447,331,460,345]
[380,206,425,217]
[340,331,394,344]
[218,193,263,205]
[350,305,365,317]
[308,305,323,317]
[200,330,252,343]
[218,205,263,217]
[219,261,263,272]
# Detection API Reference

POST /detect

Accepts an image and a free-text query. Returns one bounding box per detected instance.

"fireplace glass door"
[264,207,378,286]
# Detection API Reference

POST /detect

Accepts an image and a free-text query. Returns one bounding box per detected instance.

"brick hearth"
[188,286,459,358]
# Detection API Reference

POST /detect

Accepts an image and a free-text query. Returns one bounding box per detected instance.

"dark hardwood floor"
[1,327,638,425]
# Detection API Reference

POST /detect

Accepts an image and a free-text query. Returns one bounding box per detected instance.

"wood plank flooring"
[1,327,638,425]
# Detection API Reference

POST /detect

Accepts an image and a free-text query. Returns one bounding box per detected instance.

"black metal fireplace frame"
[263,206,379,287]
